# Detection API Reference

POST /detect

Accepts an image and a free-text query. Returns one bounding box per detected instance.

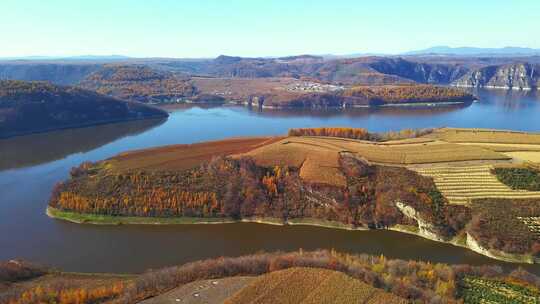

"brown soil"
[109,137,283,172]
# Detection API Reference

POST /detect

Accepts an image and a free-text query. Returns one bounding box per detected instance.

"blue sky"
[1,0,538,58]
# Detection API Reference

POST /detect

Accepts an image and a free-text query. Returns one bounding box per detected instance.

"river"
[1,88,539,274]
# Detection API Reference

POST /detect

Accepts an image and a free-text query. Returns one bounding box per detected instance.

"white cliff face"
[466,233,536,264]
[395,201,445,242]
[454,63,539,90]
[396,201,540,263]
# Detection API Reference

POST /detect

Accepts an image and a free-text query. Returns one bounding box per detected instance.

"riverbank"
[157,98,472,111]
[47,207,366,230]
[47,207,535,264]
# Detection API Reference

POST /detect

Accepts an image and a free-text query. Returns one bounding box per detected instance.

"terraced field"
[412,165,540,205]
[460,276,540,304]
[242,136,510,186]
[224,267,406,304]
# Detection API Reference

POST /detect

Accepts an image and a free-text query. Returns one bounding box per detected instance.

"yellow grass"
[242,136,511,187]
[504,152,540,163]
[458,143,540,152]
[299,152,347,187]
[412,165,540,205]
[224,267,405,304]
[428,128,540,144]
[246,137,508,168]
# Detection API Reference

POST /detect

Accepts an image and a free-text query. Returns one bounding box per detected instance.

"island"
[3,249,540,303]
[0,80,168,138]
[47,127,540,265]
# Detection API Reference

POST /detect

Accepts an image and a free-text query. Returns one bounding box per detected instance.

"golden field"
[93,127,540,193]
[428,128,540,144]
[224,267,406,304]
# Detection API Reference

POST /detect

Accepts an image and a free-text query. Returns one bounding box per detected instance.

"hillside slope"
[79,65,197,103]
[0,63,102,85]
[0,80,168,138]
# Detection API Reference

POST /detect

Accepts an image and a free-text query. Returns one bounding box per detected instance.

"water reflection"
[0,118,166,170]
[471,88,540,111]
[246,102,472,119]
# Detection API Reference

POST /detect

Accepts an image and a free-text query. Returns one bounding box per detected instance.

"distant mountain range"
[404,46,540,56]
[2,47,540,62]
[0,55,130,61]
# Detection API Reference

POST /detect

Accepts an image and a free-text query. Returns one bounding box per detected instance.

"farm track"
[413,165,540,205]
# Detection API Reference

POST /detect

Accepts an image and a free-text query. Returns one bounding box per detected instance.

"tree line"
[50,154,466,240]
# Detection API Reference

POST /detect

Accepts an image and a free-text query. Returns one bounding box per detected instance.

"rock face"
[368,58,469,84]
[454,63,540,90]
[395,202,446,242]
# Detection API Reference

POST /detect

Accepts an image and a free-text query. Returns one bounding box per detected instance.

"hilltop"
[0,80,168,138]
[79,65,197,103]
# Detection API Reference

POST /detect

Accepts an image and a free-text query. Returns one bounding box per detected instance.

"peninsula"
[47,128,540,264]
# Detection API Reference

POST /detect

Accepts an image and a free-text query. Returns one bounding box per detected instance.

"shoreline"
[157,98,473,110]
[0,115,167,140]
[46,207,534,264]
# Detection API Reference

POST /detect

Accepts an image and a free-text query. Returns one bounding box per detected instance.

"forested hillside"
[0,80,168,138]
[79,65,197,103]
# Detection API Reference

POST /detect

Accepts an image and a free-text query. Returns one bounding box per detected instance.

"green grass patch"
[392,224,420,234]
[46,207,234,225]
[287,218,358,230]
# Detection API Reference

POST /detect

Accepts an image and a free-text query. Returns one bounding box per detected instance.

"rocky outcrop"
[454,63,539,90]
[368,58,469,84]
[466,233,537,264]
[395,202,446,242]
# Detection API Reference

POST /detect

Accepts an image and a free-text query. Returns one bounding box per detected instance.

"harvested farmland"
[429,128,540,144]
[109,137,281,172]
[412,165,540,205]
[224,267,406,304]
[505,151,540,163]
[245,136,509,168]
[460,276,540,304]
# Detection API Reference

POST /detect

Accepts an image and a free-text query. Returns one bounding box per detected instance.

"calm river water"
[1,89,539,274]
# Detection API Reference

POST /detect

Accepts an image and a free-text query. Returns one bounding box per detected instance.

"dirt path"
[139,276,255,304]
